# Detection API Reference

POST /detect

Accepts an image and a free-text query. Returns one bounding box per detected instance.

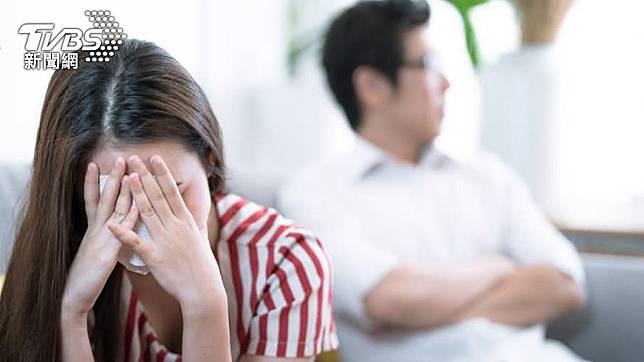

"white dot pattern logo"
[84,10,127,63]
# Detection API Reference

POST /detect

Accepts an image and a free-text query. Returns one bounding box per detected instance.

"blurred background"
[1,0,644,360]
[2,0,643,231]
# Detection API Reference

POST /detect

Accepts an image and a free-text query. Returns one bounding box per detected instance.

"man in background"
[278,1,586,361]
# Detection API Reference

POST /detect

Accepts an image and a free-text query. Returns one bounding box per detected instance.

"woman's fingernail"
[129,172,139,184]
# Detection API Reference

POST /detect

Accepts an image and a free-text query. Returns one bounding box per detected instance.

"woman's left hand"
[107,155,226,314]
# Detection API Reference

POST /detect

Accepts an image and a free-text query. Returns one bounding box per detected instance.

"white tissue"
[99,175,150,275]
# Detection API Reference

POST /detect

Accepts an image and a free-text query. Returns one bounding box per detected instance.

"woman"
[0,39,338,361]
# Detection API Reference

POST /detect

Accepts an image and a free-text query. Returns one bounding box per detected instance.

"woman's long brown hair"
[0,39,226,361]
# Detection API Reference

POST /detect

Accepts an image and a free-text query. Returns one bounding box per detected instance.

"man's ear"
[353,66,393,110]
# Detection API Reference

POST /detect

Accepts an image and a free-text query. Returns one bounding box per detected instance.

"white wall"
[556,0,644,204]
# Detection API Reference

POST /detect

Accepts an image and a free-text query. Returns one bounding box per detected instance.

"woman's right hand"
[61,157,138,320]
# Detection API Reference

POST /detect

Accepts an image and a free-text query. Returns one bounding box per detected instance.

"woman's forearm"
[60,310,94,362]
[181,297,232,362]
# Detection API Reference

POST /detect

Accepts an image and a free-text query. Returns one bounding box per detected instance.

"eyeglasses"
[400,54,441,73]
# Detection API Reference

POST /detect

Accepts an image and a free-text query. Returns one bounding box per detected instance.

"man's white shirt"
[277,136,585,362]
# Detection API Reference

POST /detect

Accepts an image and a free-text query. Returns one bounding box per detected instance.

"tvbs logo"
[19,10,126,70]
[18,23,102,52]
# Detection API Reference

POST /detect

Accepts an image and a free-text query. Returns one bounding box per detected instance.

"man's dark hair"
[322,0,430,131]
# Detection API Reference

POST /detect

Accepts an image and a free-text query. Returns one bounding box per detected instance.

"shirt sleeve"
[244,227,339,358]
[497,161,586,290]
[277,181,399,330]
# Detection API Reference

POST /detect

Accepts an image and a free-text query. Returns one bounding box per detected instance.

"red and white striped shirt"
[115,193,338,361]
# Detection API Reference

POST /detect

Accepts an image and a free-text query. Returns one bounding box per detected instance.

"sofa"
[2,162,643,362]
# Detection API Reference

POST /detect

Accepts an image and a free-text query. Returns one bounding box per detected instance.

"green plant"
[286,0,324,77]
[445,0,491,68]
